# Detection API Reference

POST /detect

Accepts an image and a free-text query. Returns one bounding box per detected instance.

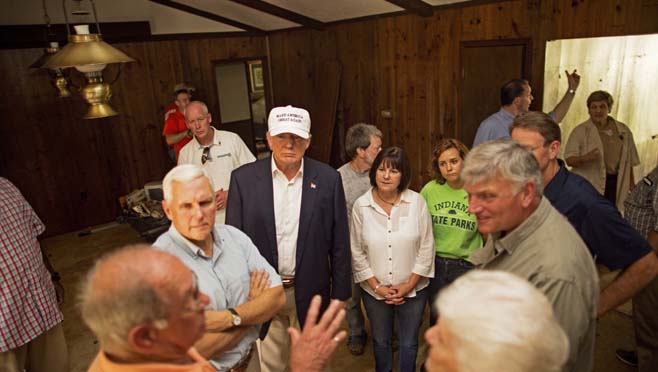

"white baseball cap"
[268,105,311,139]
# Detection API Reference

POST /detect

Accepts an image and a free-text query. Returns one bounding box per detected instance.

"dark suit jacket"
[225,156,351,337]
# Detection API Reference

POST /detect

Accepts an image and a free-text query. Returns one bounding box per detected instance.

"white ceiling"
[0,0,474,35]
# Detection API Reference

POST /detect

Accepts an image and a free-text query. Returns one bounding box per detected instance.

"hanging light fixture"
[43,0,135,119]
[30,0,72,98]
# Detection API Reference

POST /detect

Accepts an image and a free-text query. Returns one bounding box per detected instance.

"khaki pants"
[0,323,68,372]
[634,276,658,372]
[259,287,299,372]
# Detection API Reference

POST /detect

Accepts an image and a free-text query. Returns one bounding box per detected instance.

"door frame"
[458,38,532,143]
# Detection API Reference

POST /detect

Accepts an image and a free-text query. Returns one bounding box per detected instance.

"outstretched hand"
[289,295,347,372]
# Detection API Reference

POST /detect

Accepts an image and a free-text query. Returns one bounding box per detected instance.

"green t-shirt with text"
[420,180,482,260]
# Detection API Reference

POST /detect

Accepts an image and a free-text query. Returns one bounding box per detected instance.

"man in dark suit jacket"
[226,105,351,372]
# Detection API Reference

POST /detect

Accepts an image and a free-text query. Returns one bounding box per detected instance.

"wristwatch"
[228,308,242,327]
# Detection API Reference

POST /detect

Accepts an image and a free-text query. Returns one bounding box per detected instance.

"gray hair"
[184,100,209,117]
[436,270,569,372]
[79,245,174,356]
[345,123,383,159]
[462,139,543,196]
[162,164,214,202]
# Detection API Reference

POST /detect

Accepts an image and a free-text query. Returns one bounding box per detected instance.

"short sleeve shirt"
[544,160,651,270]
[154,224,281,371]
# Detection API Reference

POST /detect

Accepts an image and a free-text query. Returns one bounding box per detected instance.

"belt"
[228,344,255,372]
[281,276,295,288]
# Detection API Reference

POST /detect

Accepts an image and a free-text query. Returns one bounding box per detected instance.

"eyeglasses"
[201,146,211,164]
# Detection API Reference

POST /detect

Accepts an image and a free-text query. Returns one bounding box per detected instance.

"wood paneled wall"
[268,0,658,189]
[2,0,657,236]
[0,36,266,236]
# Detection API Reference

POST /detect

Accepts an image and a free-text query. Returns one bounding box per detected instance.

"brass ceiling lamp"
[43,0,135,119]
[30,0,71,98]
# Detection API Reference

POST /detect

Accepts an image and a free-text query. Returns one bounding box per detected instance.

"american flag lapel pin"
[310,182,317,189]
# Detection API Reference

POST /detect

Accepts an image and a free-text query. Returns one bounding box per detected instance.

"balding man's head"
[80,245,208,362]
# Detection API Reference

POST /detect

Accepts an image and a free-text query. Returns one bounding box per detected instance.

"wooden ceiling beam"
[384,0,433,17]
[148,0,265,33]
[229,0,325,30]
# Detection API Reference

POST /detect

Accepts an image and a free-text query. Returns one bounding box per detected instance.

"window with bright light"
[543,34,658,179]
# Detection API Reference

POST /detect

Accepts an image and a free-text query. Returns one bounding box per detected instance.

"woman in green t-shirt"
[420,138,483,326]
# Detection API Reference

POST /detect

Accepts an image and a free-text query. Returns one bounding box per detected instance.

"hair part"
[462,139,543,196]
[163,164,214,202]
[436,270,569,372]
[500,79,529,106]
[430,138,469,184]
[344,123,383,159]
[511,111,562,144]
[587,90,614,109]
[369,146,411,192]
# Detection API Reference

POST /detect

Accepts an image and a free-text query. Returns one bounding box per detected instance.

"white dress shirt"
[351,188,435,300]
[271,157,304,276]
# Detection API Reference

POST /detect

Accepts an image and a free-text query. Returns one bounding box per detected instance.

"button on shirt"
[351,188,435,300]
[154,224,281,372]
[272,157,304,277]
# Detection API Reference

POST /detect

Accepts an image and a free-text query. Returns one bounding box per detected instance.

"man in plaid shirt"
[0,177,68,372]
[617,166,658,371]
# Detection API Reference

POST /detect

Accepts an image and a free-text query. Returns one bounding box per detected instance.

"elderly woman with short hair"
[351,146,435,372]
[564,90,640,210]
[424,270,569,372]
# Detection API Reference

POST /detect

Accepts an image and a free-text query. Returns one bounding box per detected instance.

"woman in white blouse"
[351,146,435,372]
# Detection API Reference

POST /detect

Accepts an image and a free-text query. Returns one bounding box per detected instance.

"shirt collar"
[271,156,304,179]
[363,188,412,208]
[544,159,569,200]
[195,128,221,149]
[493,197,552,255]
[498,107,516,120]
[167,224,221,260]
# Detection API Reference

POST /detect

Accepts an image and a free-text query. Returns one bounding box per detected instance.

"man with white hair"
[154,164,285,372]
[462,139,598,372]
[226,105,351,372]
[179,101,256,224]
[81,245,347,372]
[424,270,569,372]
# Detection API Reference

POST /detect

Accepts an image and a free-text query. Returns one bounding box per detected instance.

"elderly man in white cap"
[226,105,351,372]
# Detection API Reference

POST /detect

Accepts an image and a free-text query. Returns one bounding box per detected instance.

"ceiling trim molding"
[148,0,265,34]
[384,0,433,17]
[229,0,325,30]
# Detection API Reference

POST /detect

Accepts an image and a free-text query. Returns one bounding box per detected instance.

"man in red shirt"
[163,84,194,160]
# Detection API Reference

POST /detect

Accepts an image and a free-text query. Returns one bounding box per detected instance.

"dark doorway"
[459,39,530,147]
[213,57,271,159]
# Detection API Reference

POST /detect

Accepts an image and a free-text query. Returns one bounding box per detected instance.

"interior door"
[459,40,530,147]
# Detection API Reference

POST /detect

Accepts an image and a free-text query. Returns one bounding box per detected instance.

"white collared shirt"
[178,128,256,223]
[351,188,435,299]
[271,157,304,276]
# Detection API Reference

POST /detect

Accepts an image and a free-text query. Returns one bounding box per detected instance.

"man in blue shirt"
[473,70,580,147]
[510,111,658,317]
[155,164,286,372]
